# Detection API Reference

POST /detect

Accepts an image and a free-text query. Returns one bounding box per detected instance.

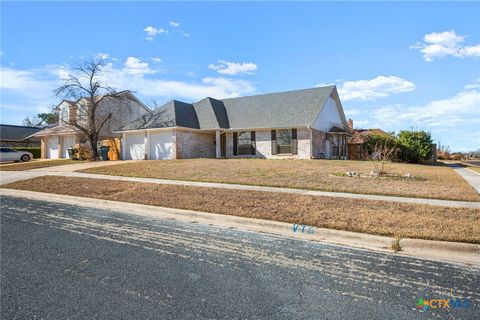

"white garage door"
[47,136,59,159]
[62,135,76,158]
[124,132,145,160]
[149,131,172,160]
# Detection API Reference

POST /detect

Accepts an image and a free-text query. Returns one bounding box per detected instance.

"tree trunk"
[89,135,99,161]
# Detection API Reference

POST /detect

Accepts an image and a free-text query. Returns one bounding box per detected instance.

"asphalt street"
[1,196,479,319]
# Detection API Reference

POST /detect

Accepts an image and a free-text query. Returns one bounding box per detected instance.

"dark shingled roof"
[122,86,337,131]
[122,100,199,130]
[0,124,42,141]
[193,97,230,129]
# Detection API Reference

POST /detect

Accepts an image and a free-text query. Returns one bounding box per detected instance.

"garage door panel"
[124,133,145,160]
[62,135,76,158]
[149,131,172,160]
[47,137,59,159]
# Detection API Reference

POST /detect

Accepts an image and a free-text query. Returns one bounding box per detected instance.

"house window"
[78,105,87,122]
[276,129,292,154]
[60,106,68,124]
[237,131,252,155]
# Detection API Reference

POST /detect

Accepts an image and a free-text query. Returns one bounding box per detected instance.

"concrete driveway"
[26,160,139,172]
[0,160,138,185]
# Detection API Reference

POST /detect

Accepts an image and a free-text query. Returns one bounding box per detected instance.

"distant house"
[29,91,150,159]
[347,120,388,160]
[120,86,351,160]
[0,124,41,147]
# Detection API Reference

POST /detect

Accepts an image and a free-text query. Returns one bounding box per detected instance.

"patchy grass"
[79,159,480,201]
[463,164,480,174]
[468,167,480,174]
[0,159,81,171]
[391,239,402,252]
[3,175,480,243]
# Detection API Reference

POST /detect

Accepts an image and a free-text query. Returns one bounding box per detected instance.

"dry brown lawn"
[79,159,480,201]
[4,175,480,243]
[467,166,480,174]
[0,159,81,171]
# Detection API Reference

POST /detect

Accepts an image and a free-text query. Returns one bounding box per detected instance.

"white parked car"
[0,147,33,162]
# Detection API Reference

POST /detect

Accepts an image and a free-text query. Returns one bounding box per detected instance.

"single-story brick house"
[0,124,41,147]
[120,85,351,160]
[347,125,388,160]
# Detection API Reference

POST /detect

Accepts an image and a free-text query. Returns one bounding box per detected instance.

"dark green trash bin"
[99,146,110,161]
[67,148,75,160]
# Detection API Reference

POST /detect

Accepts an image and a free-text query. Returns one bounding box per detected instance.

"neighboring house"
[120,85,351,160]
[0,124,41,147]
[30,91,150,159]
[347,122,388,160]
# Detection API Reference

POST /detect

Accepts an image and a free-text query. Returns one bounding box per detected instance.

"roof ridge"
[220,85,336,102]
[0,124,42,129]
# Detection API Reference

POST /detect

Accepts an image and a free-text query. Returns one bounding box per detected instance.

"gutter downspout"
[308,125,313,159]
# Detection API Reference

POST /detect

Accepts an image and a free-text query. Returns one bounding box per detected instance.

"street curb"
[1,188,479,266]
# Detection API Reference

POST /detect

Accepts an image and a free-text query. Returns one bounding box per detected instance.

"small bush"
[13,147,41,158]
[398,130,433,163]
[391,238,402,252]
[362,133,399,160]
[77,145,92,160]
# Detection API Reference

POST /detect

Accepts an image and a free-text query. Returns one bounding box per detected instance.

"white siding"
[61,135,76,158]
[47,136,59,159]
[124,132,146,160]
[149,131,173,160]
[312,97,345,131]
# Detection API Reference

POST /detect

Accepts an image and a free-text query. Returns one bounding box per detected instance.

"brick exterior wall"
[175,130,216,159]
[225,128,311,159]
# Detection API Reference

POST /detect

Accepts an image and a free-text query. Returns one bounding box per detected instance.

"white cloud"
[169,21,180,27]
[336,76,415,101]
[0,66,65,121]
[208,60,258,75]
[1,60,257,124]
[370,85,480,128]
[176,29,190,38]
[151,57,162,63]
[123,57,155,75]
[411,30,480,61]
[95,53,110,60]
[143,26,168,41]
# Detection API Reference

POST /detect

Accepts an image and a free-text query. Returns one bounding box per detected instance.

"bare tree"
[23,111,59,127]
[54,58,130,160]
[22,115,41,127]
[368,140,399,176]
[132,100,173,130]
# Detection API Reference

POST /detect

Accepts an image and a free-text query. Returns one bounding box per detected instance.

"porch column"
[144,131,148,160]
[215,130,221,159]
[40,137,47,159]
[121,133,126,160]
[59,136,64,158]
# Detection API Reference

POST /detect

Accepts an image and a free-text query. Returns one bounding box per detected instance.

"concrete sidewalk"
[448,164,480,193]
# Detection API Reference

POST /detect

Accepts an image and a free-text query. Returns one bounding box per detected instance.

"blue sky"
[1,1,479,151]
